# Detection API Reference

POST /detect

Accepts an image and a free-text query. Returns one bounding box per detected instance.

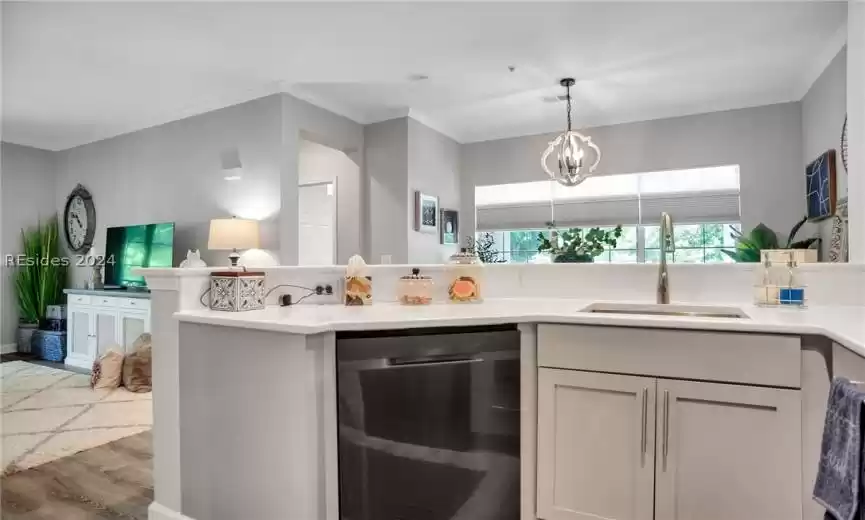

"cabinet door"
[537,369,656,520]
[93,309,120,356]
[654,380,801,520]
[67,306,92,357]
[119,311,148,353]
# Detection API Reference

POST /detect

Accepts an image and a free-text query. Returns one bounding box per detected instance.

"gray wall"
[279,94,365,265]
[363,117,462,264]
[53,95,283,288]
[802,45,847,260]
[407,118,461,263]
[364,118,409,264]
[1,142,58,347]
[298,139,362,263]
[460,102,804,238]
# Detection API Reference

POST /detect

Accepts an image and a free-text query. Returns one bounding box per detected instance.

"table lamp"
[208,217,260,267]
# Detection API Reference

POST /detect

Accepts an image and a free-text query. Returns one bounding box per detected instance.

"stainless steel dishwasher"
[337,325,521,520]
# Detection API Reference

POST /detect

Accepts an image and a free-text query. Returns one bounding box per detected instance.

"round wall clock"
[841,115,848,174]
[64,184,96,253]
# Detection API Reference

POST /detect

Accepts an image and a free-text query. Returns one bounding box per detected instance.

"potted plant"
[537,225,623,263]
[15,217,68,355]
[465,233,505,263]
[722,217,820,263]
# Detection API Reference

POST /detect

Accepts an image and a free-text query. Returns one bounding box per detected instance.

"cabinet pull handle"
[662,389,670,471]
[640,387,648,465]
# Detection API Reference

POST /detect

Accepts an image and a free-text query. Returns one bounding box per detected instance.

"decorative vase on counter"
[16,322,38,353]
[446,249,484,303]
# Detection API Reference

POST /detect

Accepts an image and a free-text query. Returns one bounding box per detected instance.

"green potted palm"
[721,217,820,263]
[15,217,68,354]
[537,225,623,262]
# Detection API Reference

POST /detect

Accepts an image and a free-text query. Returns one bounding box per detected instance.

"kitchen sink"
[581,302,750,319]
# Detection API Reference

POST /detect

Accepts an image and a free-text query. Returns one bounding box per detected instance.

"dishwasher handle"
[387,353,483,367]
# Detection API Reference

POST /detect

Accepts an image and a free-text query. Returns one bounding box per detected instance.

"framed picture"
[414,191,439,234]
[440,209,459,245]
[805,150,837,221]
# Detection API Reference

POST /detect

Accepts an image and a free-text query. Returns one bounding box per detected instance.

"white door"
[93,309,119,356]
[298,181,336,265]
[654,379,802,520]
[119,311,148,353]
[537,369,656,520]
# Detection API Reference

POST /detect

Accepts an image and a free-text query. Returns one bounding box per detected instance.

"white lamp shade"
[208,218,260,250]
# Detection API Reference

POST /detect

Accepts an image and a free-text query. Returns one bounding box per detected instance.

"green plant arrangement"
[15,216,68,326]
[784,215,820,250]
[537,225,623,263]
[465,233,505,263]
[721,217,820,262]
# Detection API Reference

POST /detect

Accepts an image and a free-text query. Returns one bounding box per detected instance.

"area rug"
[1,361,152,475]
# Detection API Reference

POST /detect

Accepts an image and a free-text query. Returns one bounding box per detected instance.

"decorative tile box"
[209,271,266,312]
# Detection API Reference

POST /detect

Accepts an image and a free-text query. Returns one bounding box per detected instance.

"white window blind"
[475,166,739,231]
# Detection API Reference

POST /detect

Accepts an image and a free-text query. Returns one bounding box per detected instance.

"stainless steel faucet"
[657,212,674,304]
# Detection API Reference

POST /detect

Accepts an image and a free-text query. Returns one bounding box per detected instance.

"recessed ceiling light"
[407,74,429,82]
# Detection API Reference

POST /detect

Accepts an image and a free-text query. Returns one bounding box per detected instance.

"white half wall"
[802,45,847,260]
[53,95,284,286]
[1,142,58,346]
[299,139,361,263]
[460,102,804,238]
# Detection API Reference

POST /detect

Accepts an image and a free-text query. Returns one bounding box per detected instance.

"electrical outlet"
[303,279,342,305]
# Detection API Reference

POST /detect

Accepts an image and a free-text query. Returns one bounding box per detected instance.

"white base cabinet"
[538,369,802,520]
[536,324,804,520]
[65,292,151,370]
[537,369,656,520]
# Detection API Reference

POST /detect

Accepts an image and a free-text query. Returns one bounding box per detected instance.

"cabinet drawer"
[119,298,150,310]
[538,324,801,388]
[67,294,91,305]
[93,295,117,307]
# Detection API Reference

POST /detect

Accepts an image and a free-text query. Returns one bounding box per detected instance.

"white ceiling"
[1,1,848,151]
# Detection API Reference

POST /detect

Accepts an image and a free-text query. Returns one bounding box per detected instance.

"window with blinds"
[475,165,740,231]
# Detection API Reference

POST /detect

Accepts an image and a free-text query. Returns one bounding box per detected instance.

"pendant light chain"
[565,83,572,132]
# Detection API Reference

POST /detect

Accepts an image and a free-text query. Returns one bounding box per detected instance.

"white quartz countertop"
[174,298,865,357]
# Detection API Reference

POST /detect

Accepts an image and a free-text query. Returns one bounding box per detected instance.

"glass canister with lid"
[446,249,484,303]
[397,268,434,305]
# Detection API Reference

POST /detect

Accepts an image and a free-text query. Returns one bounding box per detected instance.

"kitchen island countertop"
[175,298,865,357]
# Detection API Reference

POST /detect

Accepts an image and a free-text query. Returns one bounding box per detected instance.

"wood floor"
[2,406,153,520]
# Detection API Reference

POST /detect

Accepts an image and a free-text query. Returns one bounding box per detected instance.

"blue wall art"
[805,150,837,221]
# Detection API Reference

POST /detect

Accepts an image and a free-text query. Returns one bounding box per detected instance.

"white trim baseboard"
[1,343,18,355]
[148,502,196,520]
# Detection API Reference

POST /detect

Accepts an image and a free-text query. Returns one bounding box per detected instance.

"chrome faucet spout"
[657,212,674,304]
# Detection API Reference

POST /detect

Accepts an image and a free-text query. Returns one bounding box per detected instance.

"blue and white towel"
[814,377,865,520]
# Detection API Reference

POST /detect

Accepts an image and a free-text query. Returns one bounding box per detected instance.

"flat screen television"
[104,222,175,288]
